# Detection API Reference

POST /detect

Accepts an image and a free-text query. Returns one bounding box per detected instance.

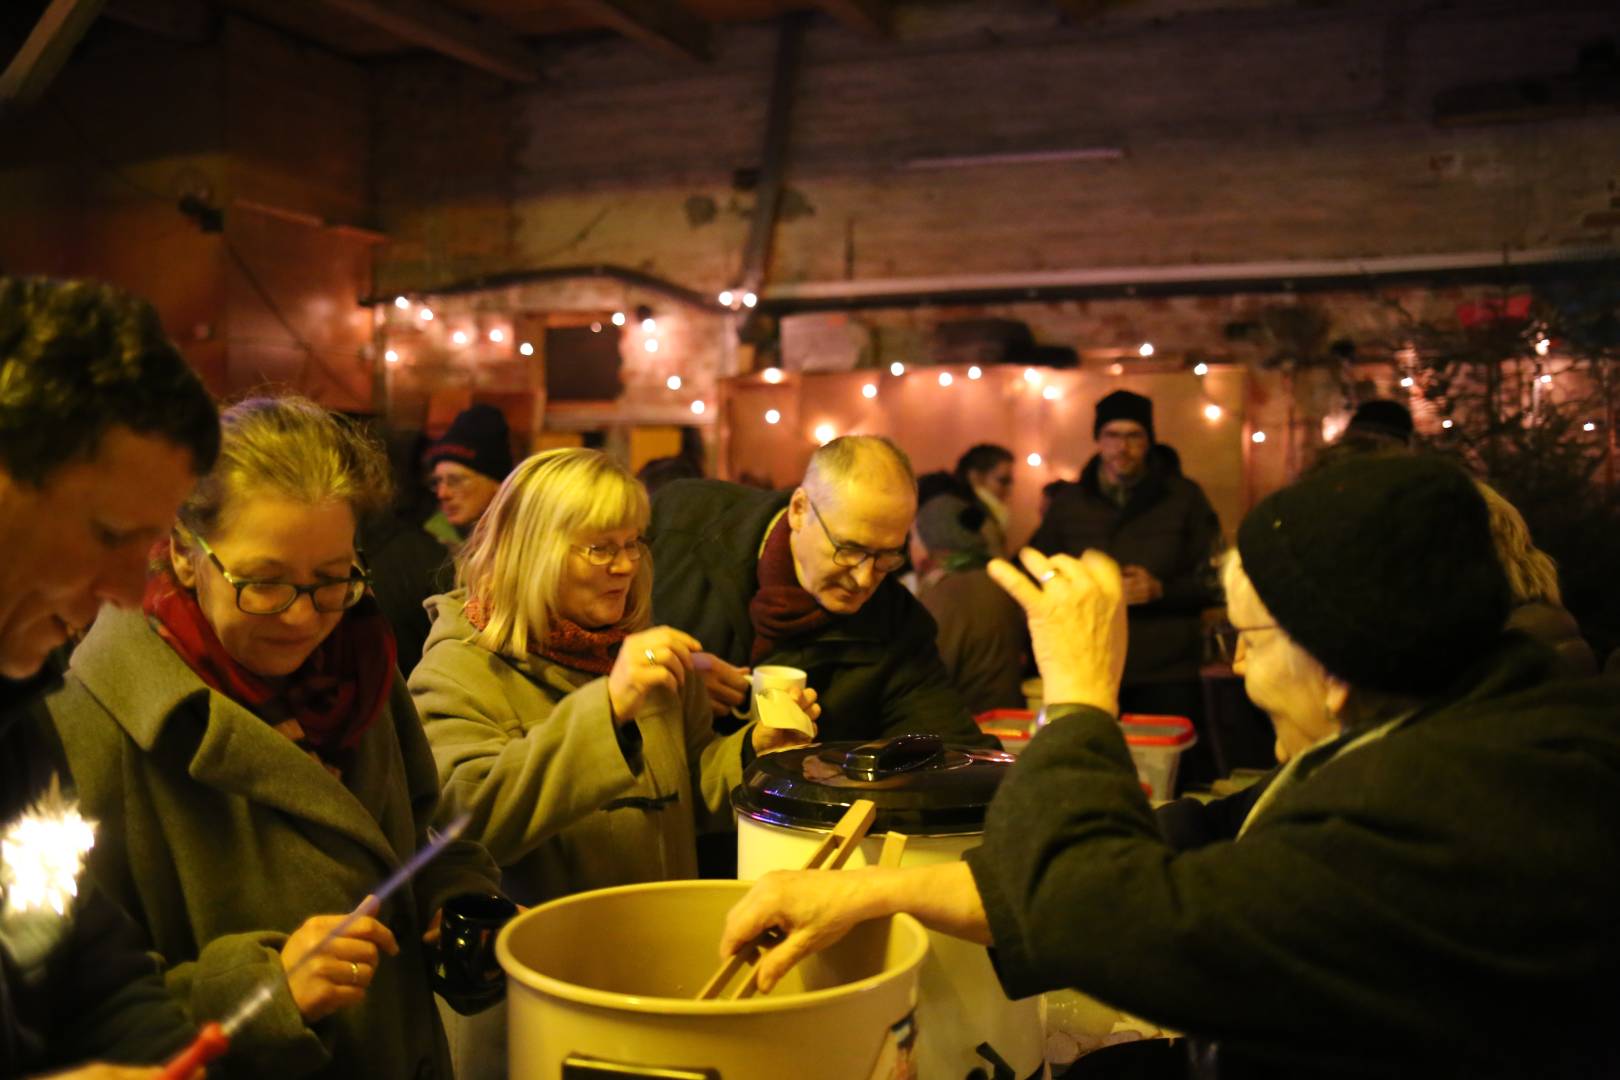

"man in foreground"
[1,277,220,1077]
[723,455,1620,1076]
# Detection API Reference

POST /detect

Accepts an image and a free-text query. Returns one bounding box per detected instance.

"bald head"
[788,435,917,615]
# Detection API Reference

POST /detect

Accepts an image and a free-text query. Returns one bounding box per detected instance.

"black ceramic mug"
[432,892,518,1015]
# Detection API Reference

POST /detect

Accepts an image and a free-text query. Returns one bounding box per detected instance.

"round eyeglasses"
[192,532,371,615]
[572,539,648,567]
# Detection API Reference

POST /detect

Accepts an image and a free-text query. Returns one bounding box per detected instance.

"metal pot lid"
[732,733,1017,835]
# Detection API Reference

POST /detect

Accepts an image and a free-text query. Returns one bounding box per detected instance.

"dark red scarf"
[462,596,626,676]
[142,569,396,761]
[748,513,833,664]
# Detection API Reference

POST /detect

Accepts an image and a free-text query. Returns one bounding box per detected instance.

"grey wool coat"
[409,591,750,906]
[47,605,501,1080]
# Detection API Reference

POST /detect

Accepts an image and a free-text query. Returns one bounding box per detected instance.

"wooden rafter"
[0,0,108,107]
[564,0,710,63]
[815,0,892,38]
[319,0,542,83]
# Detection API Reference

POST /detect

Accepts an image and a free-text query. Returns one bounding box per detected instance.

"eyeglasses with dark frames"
[805,495,908,574]
[572,538,648,567]
[192,532,371,616]
[1212,621,1280,663]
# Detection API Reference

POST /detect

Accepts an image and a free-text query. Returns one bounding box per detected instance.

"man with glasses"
[1030,389,1221,788]
[0,277,220,1077]
[421,404,513,542]
[649,436,993,748]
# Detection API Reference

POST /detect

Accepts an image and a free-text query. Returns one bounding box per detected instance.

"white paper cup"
[752,665,808,696]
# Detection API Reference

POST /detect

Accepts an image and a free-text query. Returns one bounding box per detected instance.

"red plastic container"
[1120,714,1197,800]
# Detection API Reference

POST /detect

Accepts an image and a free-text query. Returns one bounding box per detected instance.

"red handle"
[158,1021,230,1080]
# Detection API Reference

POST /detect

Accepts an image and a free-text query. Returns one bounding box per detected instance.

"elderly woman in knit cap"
[47,396,501,1079]
[409,447,815,1079]
[722,454,1620,1077]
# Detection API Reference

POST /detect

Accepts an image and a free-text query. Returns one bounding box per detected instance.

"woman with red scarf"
[47,396,500,1080]
[408,447,816,1079]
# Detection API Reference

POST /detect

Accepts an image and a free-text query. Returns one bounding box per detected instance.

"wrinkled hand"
[41,1066,199,1080]
[280,912,399,1023]
[1120,565,1163,606]
[988,548,1127,716]
[609,627,701,724]
[719,869,889,994]
[693,652,750,718]
[750,687,819,755]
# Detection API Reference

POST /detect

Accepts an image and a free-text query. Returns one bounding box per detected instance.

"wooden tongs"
[697,798,883,1001]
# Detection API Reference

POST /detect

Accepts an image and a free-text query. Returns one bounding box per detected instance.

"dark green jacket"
[649,480,993,747]
[47,606,501,1080]
[1029,456,1220,684]
[965,637,1620,1076]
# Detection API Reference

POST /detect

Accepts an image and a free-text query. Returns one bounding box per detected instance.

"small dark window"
[546,325,622,402]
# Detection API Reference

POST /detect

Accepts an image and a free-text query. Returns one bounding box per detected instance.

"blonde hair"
[1474,481,1561,606]
[456,447,651,655]
[177,395,391,540]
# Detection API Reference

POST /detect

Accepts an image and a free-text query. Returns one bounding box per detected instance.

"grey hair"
[803,435,916,506]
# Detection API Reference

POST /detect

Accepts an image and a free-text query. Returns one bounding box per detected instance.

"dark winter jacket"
[965,635,1620,1077]
[649,480,994,747]
[1029,457,1220,684]
[1,665,193,1077]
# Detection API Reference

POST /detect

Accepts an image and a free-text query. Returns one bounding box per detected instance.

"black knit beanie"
[1094,390,1155,442]
[422,404,514,482]
[1236,455,1509,696]
[1345,399,1415,446]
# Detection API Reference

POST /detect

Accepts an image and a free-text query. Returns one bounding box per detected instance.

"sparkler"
[1,775,96,918]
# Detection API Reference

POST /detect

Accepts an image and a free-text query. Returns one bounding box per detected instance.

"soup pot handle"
[562,1055,718,1079]
[842,733,946,781]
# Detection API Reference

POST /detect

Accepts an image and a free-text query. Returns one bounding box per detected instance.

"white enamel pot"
[497,879,928,1080]
[734,734,1047,1080]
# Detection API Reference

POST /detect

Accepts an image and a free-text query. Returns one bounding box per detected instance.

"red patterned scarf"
[462,596,626,676]
[748,513,833,664]
[142,569,396,762]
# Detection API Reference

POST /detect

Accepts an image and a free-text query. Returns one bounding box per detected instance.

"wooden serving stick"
[697,799,878,1000]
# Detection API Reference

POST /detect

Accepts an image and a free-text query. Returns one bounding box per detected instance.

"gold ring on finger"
[644,648,657,663]
[350,961,360,985]
[1039,570,1057,582]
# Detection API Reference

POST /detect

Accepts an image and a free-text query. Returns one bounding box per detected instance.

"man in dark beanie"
[1030,387,1220,787]
[422,404,514,538]
[722,454,1620,1077]
[1342,398,1415,448]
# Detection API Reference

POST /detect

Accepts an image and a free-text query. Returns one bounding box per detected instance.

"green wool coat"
[47,606,501,1080]
[409,591,749,906]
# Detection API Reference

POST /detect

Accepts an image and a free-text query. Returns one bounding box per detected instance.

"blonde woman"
[47,396,500,1080]
[1476,481,1597,678]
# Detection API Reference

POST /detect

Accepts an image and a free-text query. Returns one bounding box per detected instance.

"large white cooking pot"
[734,734,1047,1080]
[497,879,928,1080]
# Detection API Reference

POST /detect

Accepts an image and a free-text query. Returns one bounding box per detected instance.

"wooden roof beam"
[815,0,892,38]
[564,0,711,63]
[319,0,542,83]
[0,0,108,107]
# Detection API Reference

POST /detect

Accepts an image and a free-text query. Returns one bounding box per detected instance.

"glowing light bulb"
[1108,363,1124,376]
[762,367,784,384]
[1026,453,1043,467]
[814,423,836,444]
[718,290,734,307]
[451,330,469,346]
[1539,373,1552,385]
[1193,363,1209,376]
[1441,419,1454,429]
[489,328,505,344]
[393,296,409,310]
[968,366,982,380]
[862,383,878,399]
[1139,343,1155,358]
[384,349,399,364]
[641,318,657,334]
[1203,403,1223,421]
[611,312,626,327]
[691,400,706,415]
[419,307,434,322]
[644,339,659,353]
[1251,431,1266,444]
[1583,421,1596,432]
[938,372,954,387]
[1400,376,1414,387]
[1023,367,1040,384]
[765,409,781,425]
[519,342,534,356]
[890,362,905,376]
[590,322,602,333]
[666,375,682,390]
[1535,338,1550,356]
[742,292,758,308]
[1042,385,1061,400]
